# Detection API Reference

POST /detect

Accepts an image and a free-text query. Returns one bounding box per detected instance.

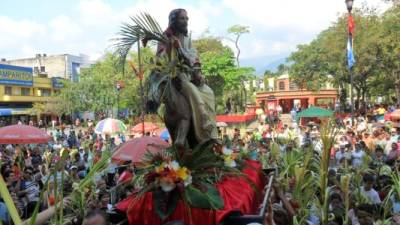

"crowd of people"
[0,125,133,225]
[1,103,400,225]
[220,107,400,225]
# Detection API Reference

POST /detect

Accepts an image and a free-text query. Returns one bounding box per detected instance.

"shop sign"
[0,64,33,86]
[52,77,64,89]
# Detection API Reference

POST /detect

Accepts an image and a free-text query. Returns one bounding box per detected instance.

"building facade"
[1,53,89,82]
[0,63,64,125]
[256,73,338,113]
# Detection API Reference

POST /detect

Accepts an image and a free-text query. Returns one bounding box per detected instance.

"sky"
[0,0,390,74]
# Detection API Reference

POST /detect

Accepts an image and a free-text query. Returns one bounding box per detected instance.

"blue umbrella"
[160,129,170,141]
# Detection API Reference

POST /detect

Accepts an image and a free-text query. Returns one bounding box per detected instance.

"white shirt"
[361,187,381,204]
[335,150,348,164]
[348,209,359,225]
[357,122,367,132]
[351,150,365,167]
[384,141,394,155]
[53,143,62,151]
[313,140,323,153]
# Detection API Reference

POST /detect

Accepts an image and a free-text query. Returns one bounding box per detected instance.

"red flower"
[290,199,300,210]
[151,155,164,164]
[289,177,296,189]
[213,144,223,154]
[145,172,158,183]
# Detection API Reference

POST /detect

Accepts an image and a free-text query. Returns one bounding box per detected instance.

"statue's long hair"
[166,8,188,36]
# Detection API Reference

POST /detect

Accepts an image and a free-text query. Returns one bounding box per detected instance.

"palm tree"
[30,102,45,123]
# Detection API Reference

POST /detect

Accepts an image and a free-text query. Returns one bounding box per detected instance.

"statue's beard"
[173,24,188,36]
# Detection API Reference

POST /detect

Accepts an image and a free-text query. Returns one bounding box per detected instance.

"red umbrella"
[131,122,159,134]
[0,125,51,144]
[112,136,169,163]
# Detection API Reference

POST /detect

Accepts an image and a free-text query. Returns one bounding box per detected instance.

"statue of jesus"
[156,8,219,144]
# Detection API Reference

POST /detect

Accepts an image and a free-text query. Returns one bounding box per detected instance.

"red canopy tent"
[0,125,51,144]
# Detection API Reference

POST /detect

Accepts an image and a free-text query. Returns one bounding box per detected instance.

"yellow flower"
[155,163,167,174]
[176,167,189,181]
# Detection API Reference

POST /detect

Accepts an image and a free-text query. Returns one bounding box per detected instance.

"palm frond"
[0,175,23,225]
[113,12,168,73]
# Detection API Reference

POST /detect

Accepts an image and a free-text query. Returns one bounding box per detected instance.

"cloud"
[120,0,210,38]
[221,0,390,65]
[77,0,116,26]
[21,45,38,57]
[223,0,389,32]
[0,0,391,70]
[49,15,83,42]
[0,16,46,49]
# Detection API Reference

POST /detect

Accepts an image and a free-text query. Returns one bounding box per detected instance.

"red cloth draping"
[116,160,265,225]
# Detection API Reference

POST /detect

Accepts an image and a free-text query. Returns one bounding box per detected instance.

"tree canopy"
[56,50,155,118]
[194,35,255,113]
[287,3,400,106]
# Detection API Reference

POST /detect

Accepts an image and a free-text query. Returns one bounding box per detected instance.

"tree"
[263,69,275,77]
[227,25,250,67]
[377,4,400,104]
[276,64,289,75]
[30,102,45,122]
[197,39,239,112]
[193,36,228,55]
[288,5,385,108]
[56,52,149,119]
[194,35,255,113]
[227,25,251,110]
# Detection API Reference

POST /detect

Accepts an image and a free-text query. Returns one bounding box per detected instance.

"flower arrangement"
[131,141,243,220]
[151,161,192,192]
[221,148,238,168]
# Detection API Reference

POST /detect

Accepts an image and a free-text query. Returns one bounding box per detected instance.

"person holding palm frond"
[154,8,219,145]
[114,9,219,148]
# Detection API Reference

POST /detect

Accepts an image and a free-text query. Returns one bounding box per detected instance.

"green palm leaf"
[113,12,168,72]
[0,175,22,225]
[183,183,224,209]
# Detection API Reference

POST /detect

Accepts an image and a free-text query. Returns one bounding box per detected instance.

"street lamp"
[345,0,354,125]
[116,81,122,118]
[345,0,354,12]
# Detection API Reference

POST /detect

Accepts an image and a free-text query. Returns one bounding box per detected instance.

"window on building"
[38,88,51,97]
[40,66,46,72]
[34,67,39,74]
[4,86,12,95]
[316,98,334,108]
[279,81,285,90]
[21,88,30,96]
[71,62,80,82]
[289,81,299,91]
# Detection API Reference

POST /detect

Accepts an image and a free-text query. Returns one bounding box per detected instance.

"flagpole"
[345,0,355,126]
[350,65,354,126]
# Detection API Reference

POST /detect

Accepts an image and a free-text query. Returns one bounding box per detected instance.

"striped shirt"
[23,181,40,202]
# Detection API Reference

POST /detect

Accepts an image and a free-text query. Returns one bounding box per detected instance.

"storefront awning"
[0,109,12,116]
[0,108,32,116]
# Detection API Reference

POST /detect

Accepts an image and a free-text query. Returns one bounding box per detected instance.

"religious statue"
[148,8,219,148]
